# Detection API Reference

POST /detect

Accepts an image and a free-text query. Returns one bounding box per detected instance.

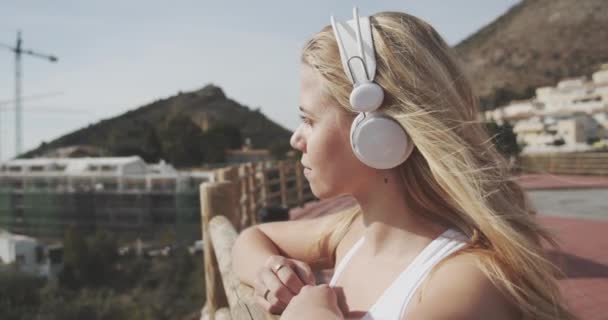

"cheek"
[309,125,361,184]
[309,126,349,165]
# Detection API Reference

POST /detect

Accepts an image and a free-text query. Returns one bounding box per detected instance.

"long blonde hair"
[302,11,575,320]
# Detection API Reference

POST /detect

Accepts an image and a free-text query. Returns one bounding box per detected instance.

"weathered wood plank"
[201,182,233,319]
[209,215,278,320]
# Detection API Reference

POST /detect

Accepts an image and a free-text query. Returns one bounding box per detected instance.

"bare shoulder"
[334,211,365,262]
[404,252,520,320]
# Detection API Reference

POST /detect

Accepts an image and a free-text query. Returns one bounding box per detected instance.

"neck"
[350,169,445,257]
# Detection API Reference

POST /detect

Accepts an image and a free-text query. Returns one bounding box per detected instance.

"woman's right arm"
[232,212,340,287]
[231,225,283,286]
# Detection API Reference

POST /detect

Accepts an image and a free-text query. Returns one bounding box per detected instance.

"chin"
[309,182,343,201]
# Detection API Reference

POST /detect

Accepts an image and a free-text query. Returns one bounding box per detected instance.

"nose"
[290,125,306,152]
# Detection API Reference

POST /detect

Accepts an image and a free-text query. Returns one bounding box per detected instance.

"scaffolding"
[0,171,214,241]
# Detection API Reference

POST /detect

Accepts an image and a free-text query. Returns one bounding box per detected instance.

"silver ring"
[263,289,270,301]
[274,263,286,273]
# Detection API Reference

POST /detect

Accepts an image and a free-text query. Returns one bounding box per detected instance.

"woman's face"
[290,63,371,199]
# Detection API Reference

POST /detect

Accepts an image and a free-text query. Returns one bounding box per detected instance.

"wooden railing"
[519,152,608,176]
[200,160,315,320]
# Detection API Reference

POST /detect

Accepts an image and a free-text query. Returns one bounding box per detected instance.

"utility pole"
[1,30,58,159]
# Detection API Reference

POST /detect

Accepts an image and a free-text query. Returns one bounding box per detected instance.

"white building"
[513,114,602,154]
[485,64,608,153]
[0,230,63,277]
[486,100,543,123]
[0,156,216,240]
[593,112,608,129]
[0,156,215,193]
[513,117,553,146]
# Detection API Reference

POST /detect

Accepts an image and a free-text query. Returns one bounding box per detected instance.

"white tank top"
[329,228,468,319]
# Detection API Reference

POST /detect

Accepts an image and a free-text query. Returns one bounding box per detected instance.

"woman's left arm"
[282,307,343,320]
[403,253,518,320]
[280,284,344,320]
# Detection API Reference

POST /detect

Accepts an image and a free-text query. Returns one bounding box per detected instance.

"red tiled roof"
[539,215,608,320]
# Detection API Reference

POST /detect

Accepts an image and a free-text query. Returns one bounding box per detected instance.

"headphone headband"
[331,8,412,169]
[330,7,377,85]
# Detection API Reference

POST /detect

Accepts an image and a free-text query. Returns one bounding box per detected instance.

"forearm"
[232,226,281,286]
[281,307,343,320]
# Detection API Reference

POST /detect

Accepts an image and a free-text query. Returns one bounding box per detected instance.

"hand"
[280,284,343,320]
[254,255,317,314]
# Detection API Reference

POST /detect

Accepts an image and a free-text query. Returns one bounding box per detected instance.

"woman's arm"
[232,211,344,287]
[279,284,344,320]
[403,253,519,320]
[231,226,282,286]
[282,307,343,320]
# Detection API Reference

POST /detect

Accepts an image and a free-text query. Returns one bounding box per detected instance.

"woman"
[232,8,575,320]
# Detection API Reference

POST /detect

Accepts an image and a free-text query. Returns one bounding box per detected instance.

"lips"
[303,167,312,177]
[302,162,312,177]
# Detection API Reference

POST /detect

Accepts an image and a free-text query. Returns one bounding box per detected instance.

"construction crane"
[0,30,58,160]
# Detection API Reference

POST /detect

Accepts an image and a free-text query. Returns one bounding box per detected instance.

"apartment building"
[0,157,214,242]
[484,65,608,154]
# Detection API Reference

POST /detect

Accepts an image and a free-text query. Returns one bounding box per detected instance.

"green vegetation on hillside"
[22,85,293,167]
[486,120,521,157]
[0,228,205,320]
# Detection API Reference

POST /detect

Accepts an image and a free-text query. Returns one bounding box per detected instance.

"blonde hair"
[302,12,575,320]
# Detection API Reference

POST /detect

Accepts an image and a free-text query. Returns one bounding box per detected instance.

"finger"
[300,284,312,293]
[253,276,267,298]
[254,276,288,314]
[320,285,340,307]
[255,295,286,315]
[260,268,294,305]
[292,260,317,285]
[316,284,339,304]
[275,264,305,295]
[293,260,316,285]
[264,255,286,270]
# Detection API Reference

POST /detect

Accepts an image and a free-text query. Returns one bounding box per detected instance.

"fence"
[200,160,315,320]
[519,152,608,176]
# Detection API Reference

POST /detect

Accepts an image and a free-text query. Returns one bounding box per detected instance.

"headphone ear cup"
[350,113,412,169]
[350,81,384,112]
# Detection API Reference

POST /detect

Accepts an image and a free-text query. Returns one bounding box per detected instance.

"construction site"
[0,156,214,242]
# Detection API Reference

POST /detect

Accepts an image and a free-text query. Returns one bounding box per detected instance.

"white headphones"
[331,8,412,170]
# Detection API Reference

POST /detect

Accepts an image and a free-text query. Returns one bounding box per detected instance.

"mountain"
[23,85,293,166]
[454,0,608,110]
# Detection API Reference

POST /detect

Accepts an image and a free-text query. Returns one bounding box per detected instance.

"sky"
[0,0,520,161]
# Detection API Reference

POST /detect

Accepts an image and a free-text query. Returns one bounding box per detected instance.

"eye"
[299,115,313,126]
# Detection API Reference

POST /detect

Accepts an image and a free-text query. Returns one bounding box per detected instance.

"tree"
[59,228,118,289]
[553,138,565,146]
[159,113,245,166]
[486,121,521,157]
[159,114,205,167]
[108,120,162,163]
[85,230,119,287]
[269,141,292,160]
[0,270,44,319]
[60,226,89,289]
[200,124,243,163]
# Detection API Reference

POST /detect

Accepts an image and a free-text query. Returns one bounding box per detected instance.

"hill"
[23,85,293,167]
[454,0,608,110]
